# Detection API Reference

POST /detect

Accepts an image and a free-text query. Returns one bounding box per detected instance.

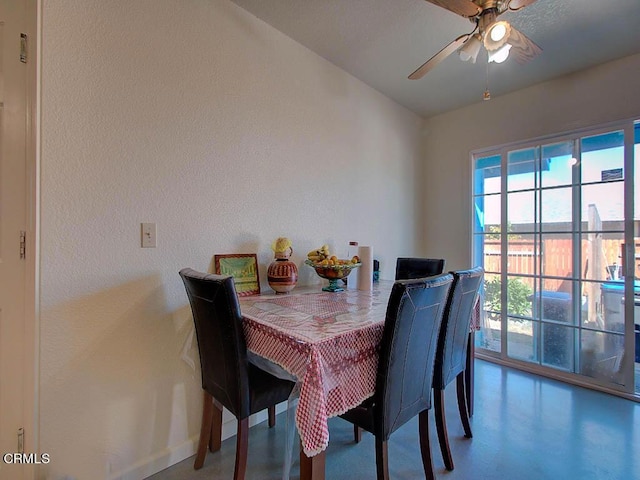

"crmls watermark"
[2,452,50,464]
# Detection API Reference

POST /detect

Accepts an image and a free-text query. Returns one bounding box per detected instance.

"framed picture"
[214,253,260,296]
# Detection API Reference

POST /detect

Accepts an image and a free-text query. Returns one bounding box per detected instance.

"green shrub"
[484,276,533,320]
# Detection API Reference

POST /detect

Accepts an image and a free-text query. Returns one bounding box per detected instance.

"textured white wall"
[421,53,640,271]
[38,1,423,478]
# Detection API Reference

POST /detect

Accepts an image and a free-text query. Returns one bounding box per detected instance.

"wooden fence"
[484,238,638,291]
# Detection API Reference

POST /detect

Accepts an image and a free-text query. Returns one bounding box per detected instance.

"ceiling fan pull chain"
[484,56,491,101]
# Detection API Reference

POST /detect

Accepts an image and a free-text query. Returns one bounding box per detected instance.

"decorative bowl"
[305,259,361,292]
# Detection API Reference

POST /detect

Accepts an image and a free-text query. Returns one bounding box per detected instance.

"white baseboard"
[106,402,289,480]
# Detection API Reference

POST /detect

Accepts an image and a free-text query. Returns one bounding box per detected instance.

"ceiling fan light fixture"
[490,22,507,42]
[484,20,512,51]
[488,43,512,63]
[408,1,542,80]
[458,34,482,63]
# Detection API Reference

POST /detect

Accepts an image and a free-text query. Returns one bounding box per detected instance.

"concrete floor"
[146,360,640,480]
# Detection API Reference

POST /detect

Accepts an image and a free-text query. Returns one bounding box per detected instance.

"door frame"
[0,0,39,477]
[23,0,38,475]
[472,118,638,401]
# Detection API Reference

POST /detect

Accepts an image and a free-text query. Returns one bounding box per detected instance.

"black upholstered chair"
[433,267,484,471]
[179,268,295,480]
[395,257,445,280]
[340,274,453,480]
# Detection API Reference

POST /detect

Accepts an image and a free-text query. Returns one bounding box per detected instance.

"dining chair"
[433,266,484,471]
[395,257,445,280]
[340,274,454,480]
[179,268,295,480]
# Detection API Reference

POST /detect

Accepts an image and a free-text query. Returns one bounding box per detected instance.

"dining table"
[239,279,480,480]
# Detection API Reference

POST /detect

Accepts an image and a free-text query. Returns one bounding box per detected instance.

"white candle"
[357,246,373,291]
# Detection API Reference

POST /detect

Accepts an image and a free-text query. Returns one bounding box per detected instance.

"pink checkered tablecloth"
[240,282,393,457]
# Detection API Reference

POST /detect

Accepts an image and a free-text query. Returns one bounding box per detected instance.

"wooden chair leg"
[434,388,454,471]
[195,391,214,470]
[375,438,389,480]
[354,425,362,443]
[465,331,475,417]
[456,372,473,438]
[234,417,249,480]
[268,405,276,428]
[210,397,223,453]
[418,410,435,480]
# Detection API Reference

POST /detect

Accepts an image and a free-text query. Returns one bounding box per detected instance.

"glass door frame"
[471,118,637,399]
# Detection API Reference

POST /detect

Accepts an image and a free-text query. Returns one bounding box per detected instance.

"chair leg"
[466,331,475,417]
[434,388,455,471]
[418,410,435,480]
[268,405,276,428]
[210,398,223,453]
[456,372,473,438]
[194,391,215,470]
[374,438,389,480]
[354,425,362,443]
[234,417,249,480]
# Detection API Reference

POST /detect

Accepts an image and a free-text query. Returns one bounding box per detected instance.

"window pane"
[483,273,502,320]
[507,234,536,276]
[582,183,624,223]
[507,191,536,228]
[541,323,574,370]
[506,275,534,318]
[600,281,625,333]
[474,193,500,233]
[541,277,567,296]
[541,234,573,278]
[532,289,573,325]
[580,329,624,385]
[541,141,574,188]
[479,273,501,353]
[581,131,624,183]
[507,317,537,362]
[581,232,624,282]
[507,147,538,191]
[475,154,501,195]
[540,187,572,232]
[480,234,501,273]
[581,281,604,329]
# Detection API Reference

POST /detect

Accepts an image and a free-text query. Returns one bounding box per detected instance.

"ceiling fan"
[409,0,542,80]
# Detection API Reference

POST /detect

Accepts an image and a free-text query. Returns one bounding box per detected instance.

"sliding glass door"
[473,121,639,397]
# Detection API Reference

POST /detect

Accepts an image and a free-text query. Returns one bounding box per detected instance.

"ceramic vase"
[267,247,298,294]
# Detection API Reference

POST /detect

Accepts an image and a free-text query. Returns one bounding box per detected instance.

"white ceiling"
[229,0,640,118]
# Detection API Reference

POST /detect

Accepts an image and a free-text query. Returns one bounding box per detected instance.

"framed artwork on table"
[214,253,260,296]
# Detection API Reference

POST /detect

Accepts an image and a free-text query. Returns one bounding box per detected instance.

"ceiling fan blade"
[507,0,538,12]
[507,26,542,64]
[423,0,481,18]
[408,33,471,79]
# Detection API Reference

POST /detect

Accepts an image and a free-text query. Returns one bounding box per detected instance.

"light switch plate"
[141,223,157,248]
